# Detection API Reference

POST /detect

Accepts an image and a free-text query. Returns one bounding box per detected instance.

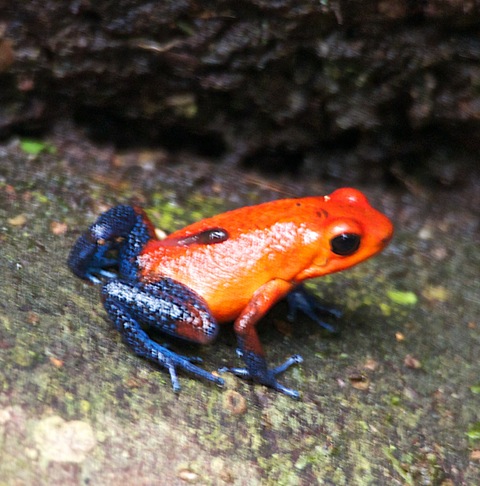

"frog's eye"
[330,233,361,256]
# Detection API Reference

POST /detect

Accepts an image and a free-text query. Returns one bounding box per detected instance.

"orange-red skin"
[138,188,394,331]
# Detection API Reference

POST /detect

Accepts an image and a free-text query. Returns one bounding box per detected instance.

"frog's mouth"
[381,234,393,246]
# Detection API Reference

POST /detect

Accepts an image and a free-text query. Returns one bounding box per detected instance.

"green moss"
[383,446,415,485]
[258,454,300,485]
[466,422,480,441]
[11,347,38,367]
[390,395,402,406]
[148,192,225,231]
[387,289,418,305]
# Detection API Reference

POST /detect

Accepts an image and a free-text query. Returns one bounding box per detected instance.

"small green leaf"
[20,139,56,155]
[466,422,480,440]
[470,385,480,394]
[387,289,418,305]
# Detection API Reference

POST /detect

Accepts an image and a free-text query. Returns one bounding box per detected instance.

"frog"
[67,187,393,398]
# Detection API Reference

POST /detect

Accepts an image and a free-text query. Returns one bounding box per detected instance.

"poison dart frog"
[67,188,393,398]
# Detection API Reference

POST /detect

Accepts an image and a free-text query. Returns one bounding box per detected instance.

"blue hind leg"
[101,278,223,391]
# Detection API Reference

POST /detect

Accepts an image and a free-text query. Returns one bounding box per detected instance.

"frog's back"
[138,198,326,321]
[166,197,326,240]
[137,189,393,322]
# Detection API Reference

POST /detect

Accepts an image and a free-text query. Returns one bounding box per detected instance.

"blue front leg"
[102,278,223,391]
[286,285,341,333]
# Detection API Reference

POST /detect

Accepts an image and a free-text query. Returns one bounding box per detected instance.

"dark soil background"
[1,0,480,184]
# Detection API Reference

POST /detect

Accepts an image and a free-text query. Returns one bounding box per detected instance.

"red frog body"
[68,188,393,398]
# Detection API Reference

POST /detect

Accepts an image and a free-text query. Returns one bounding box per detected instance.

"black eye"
[330,233,361,256]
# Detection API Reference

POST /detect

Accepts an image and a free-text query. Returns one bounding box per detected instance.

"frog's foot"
[286,285,341,333]
[161,350,224,392]
[67,232,119,283]
[220,354,303,399]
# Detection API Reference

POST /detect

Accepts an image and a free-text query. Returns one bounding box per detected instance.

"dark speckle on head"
[178,227,229,246]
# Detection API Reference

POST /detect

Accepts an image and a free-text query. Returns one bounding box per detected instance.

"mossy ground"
[0,132,478,485]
